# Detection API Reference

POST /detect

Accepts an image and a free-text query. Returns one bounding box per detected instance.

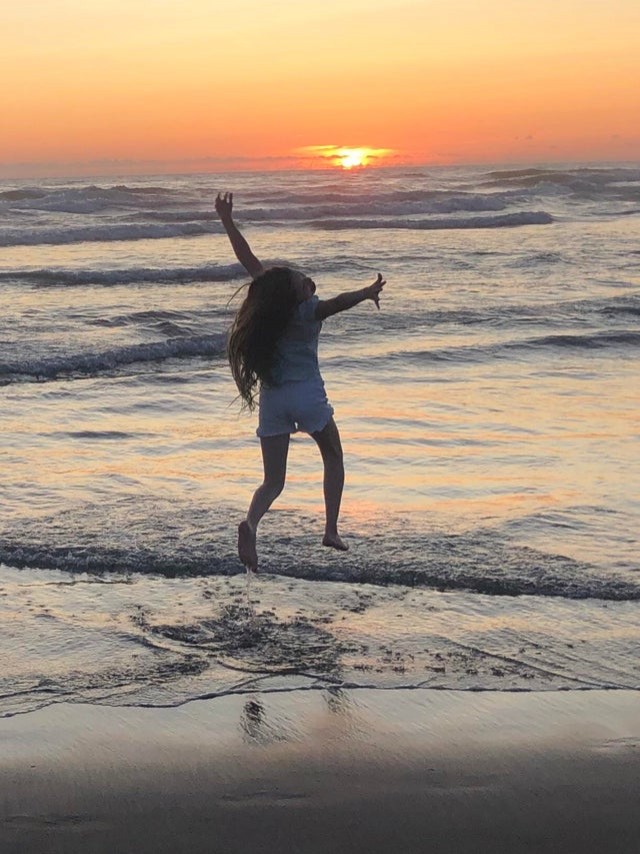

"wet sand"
[1,689,639,854]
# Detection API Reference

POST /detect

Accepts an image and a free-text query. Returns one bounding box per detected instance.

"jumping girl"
[215,192,385,571]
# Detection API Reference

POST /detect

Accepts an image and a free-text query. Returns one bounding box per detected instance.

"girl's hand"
[366,273,385,309]
[215,191,233,221]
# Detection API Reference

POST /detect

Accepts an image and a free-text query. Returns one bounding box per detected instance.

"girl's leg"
[311,417,348,551]
[238,433,290,570]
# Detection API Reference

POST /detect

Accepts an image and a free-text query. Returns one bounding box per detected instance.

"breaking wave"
[0,222,219,247]
[331,328,640,371]
[0,263,243,287]
[0,334,227,382]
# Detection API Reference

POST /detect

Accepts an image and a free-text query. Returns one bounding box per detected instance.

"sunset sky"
[2,0,639,177]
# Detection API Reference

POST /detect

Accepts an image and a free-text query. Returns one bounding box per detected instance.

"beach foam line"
[2,528,639,600]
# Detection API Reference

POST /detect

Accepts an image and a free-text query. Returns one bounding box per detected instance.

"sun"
[336,147,369,169]
[297,145,395,170]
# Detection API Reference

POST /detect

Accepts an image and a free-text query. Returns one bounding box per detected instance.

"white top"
[269,295,322,386]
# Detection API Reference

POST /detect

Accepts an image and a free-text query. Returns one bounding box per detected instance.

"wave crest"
[0,221,220,247]
[0,334,227,382]
[310,212,553,231]
[0,263,243,287]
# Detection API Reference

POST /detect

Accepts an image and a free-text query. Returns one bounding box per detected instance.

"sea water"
[1,165,639,716]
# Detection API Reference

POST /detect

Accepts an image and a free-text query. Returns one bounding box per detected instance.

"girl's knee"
[262,475,286,499]
[326,437,343,463]
[323,445,343,469]
[315,427,343,462]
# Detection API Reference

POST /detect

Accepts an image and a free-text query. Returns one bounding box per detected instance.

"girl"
[215,192,384,571]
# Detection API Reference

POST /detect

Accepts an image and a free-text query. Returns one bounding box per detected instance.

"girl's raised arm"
[315,274,385,321]
[215,192,264,279]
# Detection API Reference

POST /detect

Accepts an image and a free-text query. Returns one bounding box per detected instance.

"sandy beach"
[1,689,639,854]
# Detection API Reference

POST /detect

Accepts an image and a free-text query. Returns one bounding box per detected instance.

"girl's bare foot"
[322,533,349,552]
[238,520,258,571]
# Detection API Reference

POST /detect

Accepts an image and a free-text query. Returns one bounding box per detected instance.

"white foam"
[0,334,227,381]
[0,263,243,286]
[0,221,222,247]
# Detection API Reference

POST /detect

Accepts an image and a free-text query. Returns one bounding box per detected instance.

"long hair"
[227,266,298,410]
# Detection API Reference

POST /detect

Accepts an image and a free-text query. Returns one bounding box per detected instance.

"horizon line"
[1,154,639,182]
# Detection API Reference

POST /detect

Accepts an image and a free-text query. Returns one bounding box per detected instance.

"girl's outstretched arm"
[215,192,264,279]
[315,274,385,321]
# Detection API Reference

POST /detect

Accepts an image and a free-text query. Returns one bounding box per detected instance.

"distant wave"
[0,334,227,382]
[401,293,640,330]
[0,184,180,213]
[486,166,640,183]
[0,221,220,247]
[253,189,460,205]
[0,263,243,287]
[0,188,48,202]
[519,330,640,350]
[310,212,553,230]
[88,308,198,329]
[486,168,583,185]
[338,328,640,371]
[1,181,528,220]
[243,193,512,221]
[135,209,228,223]
[1,210,550,247]
[484,167,640,196]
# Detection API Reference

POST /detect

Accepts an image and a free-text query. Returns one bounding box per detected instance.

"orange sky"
[2,0,639,177]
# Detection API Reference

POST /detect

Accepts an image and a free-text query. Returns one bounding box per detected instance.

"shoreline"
[1,689,639,853]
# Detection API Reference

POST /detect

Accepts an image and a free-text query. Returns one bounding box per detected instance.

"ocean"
[1,164,639,717]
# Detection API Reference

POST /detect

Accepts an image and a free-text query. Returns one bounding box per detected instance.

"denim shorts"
[257,377,334,438]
